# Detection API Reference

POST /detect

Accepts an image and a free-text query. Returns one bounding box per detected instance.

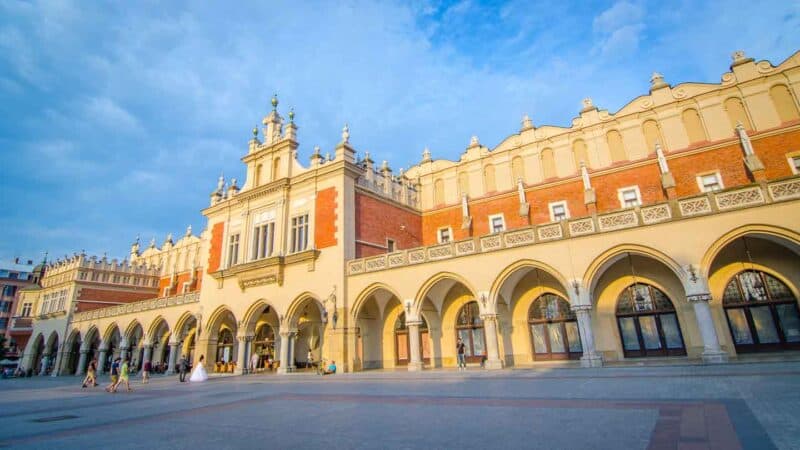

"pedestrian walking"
[178,355,188,382]
[250,352,259,374]
[105,358,121,392]
[142,359,151,384]
[82,359,98,388]
[110,359,133,393]
[456,338,467,371]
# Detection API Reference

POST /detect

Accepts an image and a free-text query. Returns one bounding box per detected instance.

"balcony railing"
[72,291,200,323]
[9,316,33,331]
[347,177,800,276]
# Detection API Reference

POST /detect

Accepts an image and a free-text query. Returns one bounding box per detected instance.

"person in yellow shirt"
[110,359,133,393]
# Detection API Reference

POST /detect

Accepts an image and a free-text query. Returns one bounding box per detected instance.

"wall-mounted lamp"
[332,310,339,329]
[479,293,487,308]
[404,300,412,314]
[571,280,580,296]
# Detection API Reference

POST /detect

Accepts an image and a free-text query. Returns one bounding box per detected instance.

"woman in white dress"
[189,355,208,382]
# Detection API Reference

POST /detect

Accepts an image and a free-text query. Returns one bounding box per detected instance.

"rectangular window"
[182,281,191,294]
[163,287,170,297]
[0,318,7,329]
[386,239,396,253]
[21,302,32,317]
[8,272,18,280]
[252,222,275,260]
[618,186,641,208]
[227,233,240,267]
[78,271,87,280]
[0,301,9,312]
[290,214,309,253]
[437,227,452,244]
[549,201,569,222]
[789,155,800,174]
[2,285,16,297]
[91,272,99,281]
[489,214,506,234]
[57,290,66,311]
[697,172,723,192]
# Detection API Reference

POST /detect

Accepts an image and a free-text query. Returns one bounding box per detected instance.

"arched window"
[216,328,234,363]
[724,97,753,131]
[272,157,281,181]
[681,109,707,143]
[484,164,497,193]
[572,140,588,171]
[723,270,800,353]
[455,301,485,363]
[529,294,581,360]
[255,164,263,187]
[394,312,430,365]
[769,84,800,123]
[541,148,556,179]
[511,156,525,183]
[616,283,686,357]
[642,120,664,152]
[606,130,627,162]
[458,172,469,197]
[433,178,445,206]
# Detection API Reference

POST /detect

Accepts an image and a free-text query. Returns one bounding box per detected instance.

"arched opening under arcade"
[204,307,238,372]
[27,334,45,375]
[706,231,800,355]
[241,301,280,373]
[63,330,82,375]
[123,321,144,372]
[101,325,121,373]
[286,295,326,371]
[353,284,402,370]
[416,273,478,368]
[148,318,172,373]
[43,332,59,375]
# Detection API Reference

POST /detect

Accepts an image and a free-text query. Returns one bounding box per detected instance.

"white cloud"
[82,96,143,133]
[593,1,644,34]
[592,1,645,58]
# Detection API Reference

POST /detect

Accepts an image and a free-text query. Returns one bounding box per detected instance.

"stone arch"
[769,83,800,123]
[700,224,800,278]
[540,148,556,179]
[147,316,170,343]
[724,97,753,131]
[286,293,326,369]
[174,311,198,338]
[433,178,445,206]
[457,171,469,196]
[682,108,707,144]
[28,333,45,374]
[583,244,687,295]
[642,119,664,152]
[572,139,589,171]
[351,282,403,321]
[484,164,497,193]
[491,259,572,309]
[511,156,525,182]
[241,299,280,335]
[81,326,100,351]
[285,292,326,327]
[102,323,122,343]
[205,305,238,335]
[606,130,627,162]
[413,272,478,315]
[63,329,83,375]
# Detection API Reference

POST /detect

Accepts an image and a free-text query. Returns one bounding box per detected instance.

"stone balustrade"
[72,291,200,323]
[347,177,800,276]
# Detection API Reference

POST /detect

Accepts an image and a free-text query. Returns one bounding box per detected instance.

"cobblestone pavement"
[0,361,798,449]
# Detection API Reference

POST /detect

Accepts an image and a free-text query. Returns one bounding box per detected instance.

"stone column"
[572,305,603,367]
[407,321,424,372]
[688,294,728,363]
[277,331,291,374]
[234,336,248,375]
[143,344,153,364]
[481,315,503,370]
[51,347,65,377]
[97,349,108,374]
[39,354,50,376]
[166,342,180,375]
[76,350,89,376]
[288,331,297,371]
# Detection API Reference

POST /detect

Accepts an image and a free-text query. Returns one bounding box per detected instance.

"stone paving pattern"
[1,361,798,449]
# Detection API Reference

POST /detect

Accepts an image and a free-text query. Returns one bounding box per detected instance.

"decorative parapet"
[768,178,800,201]
[715,186,764,210]
[72,292,200,323]
[679,196,712,216]
[345,177,800,276]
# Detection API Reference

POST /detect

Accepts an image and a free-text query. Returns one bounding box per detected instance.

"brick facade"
[355,191,422,257]
[315,187,338,249]
[76,287,156,312]
[207,222,224,273]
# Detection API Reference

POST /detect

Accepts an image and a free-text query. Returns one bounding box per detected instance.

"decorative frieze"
[455,240,476,256]
[348,260,365,275]
[598,210,638,231]
[641,204,672,224]
[407,249,426,264]
[715,186,764,210]
[428,244,453,260]
[537,223,563,241]
[73,292,200,322]
[568,218,595,236]
[388,252,406,267]
[679,196,712,216]
[769,178,800,201]
[480,235,502,252]
[504,229,535,247]
[364,256,387,271]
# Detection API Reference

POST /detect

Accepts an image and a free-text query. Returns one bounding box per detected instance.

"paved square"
[1,361,798,449]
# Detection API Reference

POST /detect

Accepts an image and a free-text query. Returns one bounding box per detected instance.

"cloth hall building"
[12,50,800,377]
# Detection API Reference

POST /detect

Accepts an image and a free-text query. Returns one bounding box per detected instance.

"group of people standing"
[79,354,209,391]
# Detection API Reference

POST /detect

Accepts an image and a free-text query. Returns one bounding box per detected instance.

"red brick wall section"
[157,270,203,297]
[526,181,586,225]
[77,288,155,311]
[753,128,800,180]
[315,187,338,249]
[670,142,752,197]
[421,207,463,247]
[207,222,224,274]
[355,192,422,257]
[591,163,666,210]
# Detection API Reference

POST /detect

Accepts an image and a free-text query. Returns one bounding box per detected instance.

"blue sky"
[1,0,798,261]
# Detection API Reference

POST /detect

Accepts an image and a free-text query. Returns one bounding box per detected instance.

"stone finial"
[271,93,278,111]
[288,108,295,123]
[341,123,350,144]
[186,225,192,237]
[165,233,173,245]
[581,98,596,112]
[363,150,373,163]
[252,127,259,139]
[149,237,156,248]
[521,114,533,130]
[731,50,754,68]
[580,161,591,191]
[655,143,669,174]
[422,146,431,162]
[325,151,332,161]
[469,136,480,147]
[381,160,391,173]
[650,72,668,90]
[216,173,225,192]
[313,145,321,157]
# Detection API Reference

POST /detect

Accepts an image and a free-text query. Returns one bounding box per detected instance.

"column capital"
[79,349,90,354]
[687,293,712,303]
[406,320,424,327]
[479,313,498,322]
[571,304,593,312]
